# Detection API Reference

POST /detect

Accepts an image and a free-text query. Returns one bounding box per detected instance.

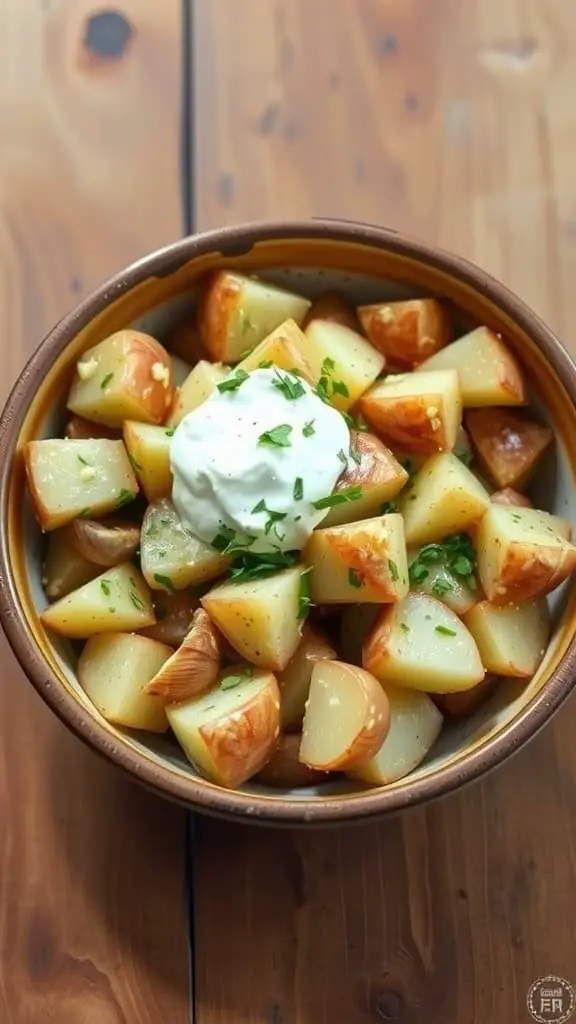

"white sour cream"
[171,368,350,553]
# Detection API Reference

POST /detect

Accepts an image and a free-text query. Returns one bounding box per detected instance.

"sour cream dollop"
[171,368,350,554]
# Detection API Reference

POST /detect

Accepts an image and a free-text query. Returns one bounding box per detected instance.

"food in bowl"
[22,269,576,793]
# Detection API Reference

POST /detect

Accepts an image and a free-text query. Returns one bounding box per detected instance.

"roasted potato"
[140,590,199,646]
[363,592,485,693]
[306,514,409,604]
[299,660,390,771]
[278,624,337,731]
[408,547,478,616]
[67,330,174,426]
[476,504,576,604]
[166,666,281,788]
[25,438,138,531]
[123,421,173,502]
[170,354,193,387]
[199,270,311,364]
[64,517,140,567]
[78,632,171,732]
[401,453,490,546]
[201,566,305,671]
[43,530,100,601]
[166,360,228,428]
[304,319,385,410]
[417,326,526,406]
[236,318,316,382]
[322,431,408,528]
[144,608,223,702]
[433,675,498,718]
[303,291,360,332]
[359,369,461,455]
[490,487,533,509]
[141,498,230,591]
[64,416,120,440]
[357,298,451,369]
[463,598,549,677]
[349,684,443,785]
[256,733,332,788]
[40,563,155,638]
[465,408,553,489]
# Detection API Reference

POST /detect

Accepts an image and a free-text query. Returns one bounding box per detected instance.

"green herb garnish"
[272,370,306,401]
[220,667,253,691]
[303,420,316,437]
[348,569,363,588]
[100,580,111,597]
[153,574,175,593]
[78,507,92,518]
[228,549,300,583]
[100,372,114,390]
[312,485,362,510]
[349,447,361,466]
[77,454,89,466]
[211,525,255,557]
[129,591,146,610]
[258,424,293,448]
[298,569,313,620]
[217,369,249,394]
[382,500,399,515]
[293,477,303,501]
[408,533,477,590]
[165,427,175,438]
[435,624,457,637]
[115,489,134,508]
[128,453,143,472]
[388,559,399,582]
[259,359,273,369]
[400,622,410,634]
[337,449,348,465]
[457,450,473,468]
[432,578,453,597]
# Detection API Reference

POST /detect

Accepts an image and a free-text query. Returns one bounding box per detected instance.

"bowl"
[2,219,576,827]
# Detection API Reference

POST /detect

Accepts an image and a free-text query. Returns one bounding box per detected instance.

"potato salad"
[25,271,576,792]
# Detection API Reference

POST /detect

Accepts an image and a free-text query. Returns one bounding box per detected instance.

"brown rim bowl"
[2,219,576,827]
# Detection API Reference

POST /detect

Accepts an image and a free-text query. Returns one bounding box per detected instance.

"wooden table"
[1,2,576,1021]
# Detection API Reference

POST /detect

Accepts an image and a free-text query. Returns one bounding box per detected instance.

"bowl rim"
[2,216,576,826]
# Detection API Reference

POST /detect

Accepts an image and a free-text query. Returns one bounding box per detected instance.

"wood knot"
[372,989,405,1020]
[84,10,134,60]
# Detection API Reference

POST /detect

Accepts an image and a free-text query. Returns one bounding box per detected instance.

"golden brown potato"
[78,633,171,732]
[167,666,281,788]
[201,566,304,671]
[433,676,497,718]
[417,326,526,406]
[463,598,549,677]
[359,369,461,455]
[278,624,336,731]
[302,291,360,332]
[144,608,223,702]
[476,504,576,604]
[363,592,485,693]
[304,319,385,410]
[141,498,230,591]
[67,330,174,427]
[140,590,199,646]
[306,514,409,604]
[166,360,228,428]
[256,734,332,788]
[64,517,140,567]
[236,318,316,382]
[349,684,443,785]
[401,453,490,546]
[41,563,155,638]
[465,408,553,489]
[199,270,311,364]
[299,660,390,771]
[490,487,533,509]
[357,298,451,369]
[43,530,101,601]
[64,416,120,440]
[123,420,172,502]
[322,431,408,528]
[25,438,138,531]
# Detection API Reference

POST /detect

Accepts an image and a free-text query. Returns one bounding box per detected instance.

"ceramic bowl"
[2,219,576,826]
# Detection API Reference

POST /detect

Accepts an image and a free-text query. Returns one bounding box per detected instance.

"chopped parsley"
[258,424,293,448]
[400,622,410,634]
[115,489,134,508]
[211,525,255,557]
[165,427,176,438]
[129,590,146,610]
[153,574,175,592]
[349,447,361,466]
[435,624,457,637]
[337,449,348,465]
[259,359,273,369]
[217,369,249,394]
[303,420,316,437]
[401,458,414,477]
[128,452,143,472]
[315,357,350,404]
[220,667,253,691]
[77,454,89,466]
[432,578,453,597]
[348,568,363,588]
[456,450,473,468]
[388,559,399,582]
[100,372,114,390]
[312,485,362,510]
[293,477,304,501]
[298,569,313,620]
[100,580,111,597]
[408,533,477,590]
[382,500,399,514]
[251,499,287,539]
[272,370,306,401]
[228,549,300,583]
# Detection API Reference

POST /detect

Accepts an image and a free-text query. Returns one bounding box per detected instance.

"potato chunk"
[417,326,526,406]
[322,431,408,528]
[64,416,120,440]
[434,675,497,718]
[408,547,478,616]
[40,563,155,638]
[304,320,385,410]
[306,514,409,604]
[144,608,223,702]
[278,624,336,731]
[141,498,230,591]
[349,684,443,785]
[64,517,140,567]
[235,319,316,382]
[357,299,450,369]
[201,566,304,671]
[465,408,553,489]
[299,660,390,771]
[67,330,174,426]
[166,360,228,428]
[490,487,533,509]
[78,633,171,732]
[257,734,331,788]
[463,598,549,677]
[167,667,281,788]
[303,291,360,332]
[25,438,138,531]
[359,369,461,455]
[401,453,490,546]
[363,592,485,693]
[140,590,199,646]
[43,531,100,601]
[123,421,173,502]
[476,504,576,604]
[199,270,311,364]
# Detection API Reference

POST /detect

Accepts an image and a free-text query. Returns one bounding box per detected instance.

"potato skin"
[198,270,243,363]
[65,416,120,440]
[433,676,498,717]
[303,291,360,332]
[490,487,533,509]
[466,408,553,489]
[358,299,450,369]
[256,734,331,788]
[197,675,281,788]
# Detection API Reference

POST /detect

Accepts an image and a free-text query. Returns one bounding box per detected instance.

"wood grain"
[0,2,190,1020]
[192,2,576,1021]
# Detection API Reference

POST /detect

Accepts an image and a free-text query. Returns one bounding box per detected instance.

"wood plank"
[192,2,576,1021]
[0,2,190,1020]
